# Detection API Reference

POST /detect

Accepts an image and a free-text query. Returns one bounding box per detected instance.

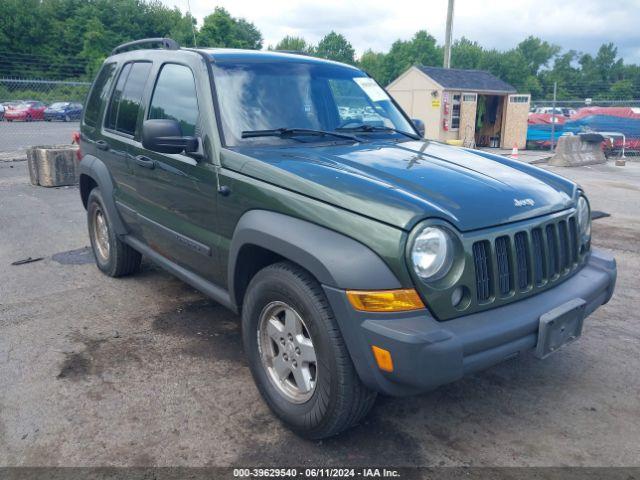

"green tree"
[451,37,484,69]
[315,31,355,64]
[516,36,560,76]
[609,79,634,99]
[358,50,386,82]
[382,31,441,85]
[197,7,262,49]
[274,35,309,53]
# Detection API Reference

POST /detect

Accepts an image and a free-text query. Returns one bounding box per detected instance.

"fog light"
[346,289,425,312]
[371,346,394,372]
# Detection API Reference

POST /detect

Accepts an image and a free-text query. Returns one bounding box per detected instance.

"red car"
[4,101,47,121]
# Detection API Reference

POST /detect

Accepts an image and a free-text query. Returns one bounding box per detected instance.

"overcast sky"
[163,0,640,64]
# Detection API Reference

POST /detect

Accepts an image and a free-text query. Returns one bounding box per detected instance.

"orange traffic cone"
[510,143,519,159]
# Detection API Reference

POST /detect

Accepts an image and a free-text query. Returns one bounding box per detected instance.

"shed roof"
[416,66,516,93]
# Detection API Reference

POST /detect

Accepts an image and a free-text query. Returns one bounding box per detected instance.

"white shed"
[388,66,530,149]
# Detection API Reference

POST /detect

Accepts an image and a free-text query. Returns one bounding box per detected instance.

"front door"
[129,62,221,284]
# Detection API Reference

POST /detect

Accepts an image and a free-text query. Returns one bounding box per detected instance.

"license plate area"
[535,298,586,359]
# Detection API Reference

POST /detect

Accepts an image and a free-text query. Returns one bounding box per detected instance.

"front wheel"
[242,262,376,439]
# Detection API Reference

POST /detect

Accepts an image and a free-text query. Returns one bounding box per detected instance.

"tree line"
[1,0,638,100]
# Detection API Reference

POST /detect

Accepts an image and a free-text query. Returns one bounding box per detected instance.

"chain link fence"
[0,79,90,157]
[528,96,640,157]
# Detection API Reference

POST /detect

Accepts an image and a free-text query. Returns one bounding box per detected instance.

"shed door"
[459,93,478,147]
[501,94,531,149]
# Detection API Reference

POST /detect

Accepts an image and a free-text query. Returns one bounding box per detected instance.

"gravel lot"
[0,121,79,154]
[0,158,639,468]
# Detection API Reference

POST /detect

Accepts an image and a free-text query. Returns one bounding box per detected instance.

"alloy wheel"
[258,301,318,404]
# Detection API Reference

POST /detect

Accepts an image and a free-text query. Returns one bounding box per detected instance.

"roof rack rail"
[111,37,180,56]
[274,49,311,56]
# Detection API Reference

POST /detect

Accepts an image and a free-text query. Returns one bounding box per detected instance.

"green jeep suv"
[78,38,617,439]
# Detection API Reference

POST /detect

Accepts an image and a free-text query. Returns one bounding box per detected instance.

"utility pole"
[550,81,557,152]
[443,0,455,68]
[187,0,197,47]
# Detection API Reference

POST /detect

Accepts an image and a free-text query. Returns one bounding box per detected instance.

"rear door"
[100,61,153,234]
[129,61,221,283]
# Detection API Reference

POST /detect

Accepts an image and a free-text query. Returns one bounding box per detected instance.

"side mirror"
[141,119,198,155]
[412,118,425,138]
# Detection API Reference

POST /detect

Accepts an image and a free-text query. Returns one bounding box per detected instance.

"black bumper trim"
[324,247,617,396]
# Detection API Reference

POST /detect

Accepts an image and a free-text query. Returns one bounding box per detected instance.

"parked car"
[0,103,4,121]
[44,102,83,122]
[79,38,617,439]
[4,100,47,121]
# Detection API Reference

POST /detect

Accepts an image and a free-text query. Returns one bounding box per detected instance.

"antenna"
[186,0,197,48]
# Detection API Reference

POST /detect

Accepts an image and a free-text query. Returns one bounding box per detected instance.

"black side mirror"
[412,118,425,138]
[141,119,198,155]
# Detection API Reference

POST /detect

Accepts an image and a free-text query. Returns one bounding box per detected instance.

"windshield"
[211,60,415,146]
[49,102,69,109]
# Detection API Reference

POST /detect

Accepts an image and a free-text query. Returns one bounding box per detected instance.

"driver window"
[149,64,199,136]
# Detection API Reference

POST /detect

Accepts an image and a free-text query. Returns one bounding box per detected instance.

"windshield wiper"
[336,124,420,140]
[241,128,360,142]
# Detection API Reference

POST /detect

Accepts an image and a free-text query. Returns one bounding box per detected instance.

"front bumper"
[324,247,617,396]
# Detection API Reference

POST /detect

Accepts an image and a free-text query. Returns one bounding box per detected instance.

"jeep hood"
[228,140,577,232]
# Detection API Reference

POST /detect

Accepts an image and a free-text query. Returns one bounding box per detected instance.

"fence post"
[550,81,557,152]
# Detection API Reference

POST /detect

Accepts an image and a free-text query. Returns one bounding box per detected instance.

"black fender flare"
[228,210,402,305]
[78,154,127,236]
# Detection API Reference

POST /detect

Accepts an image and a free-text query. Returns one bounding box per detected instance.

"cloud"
[163,0,640,63]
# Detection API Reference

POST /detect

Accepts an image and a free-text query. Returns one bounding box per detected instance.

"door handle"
[134,155,155,169]
[95,140,109,151]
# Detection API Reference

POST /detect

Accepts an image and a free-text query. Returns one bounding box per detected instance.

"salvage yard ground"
[0,158,639,467]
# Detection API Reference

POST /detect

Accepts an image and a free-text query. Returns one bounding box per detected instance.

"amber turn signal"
[346,288,425,312]
[371,346,394,372]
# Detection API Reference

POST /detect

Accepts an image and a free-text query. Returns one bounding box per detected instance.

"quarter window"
[105,62,152,136]
[148,64,199,136]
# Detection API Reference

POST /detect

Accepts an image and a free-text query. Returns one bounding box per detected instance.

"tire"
[64,115,70,122]
[242,261,376,439]
[87,187,141,277]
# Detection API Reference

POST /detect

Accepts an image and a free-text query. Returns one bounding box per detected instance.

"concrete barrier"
[548,134,606,167]
[27,144,79,187]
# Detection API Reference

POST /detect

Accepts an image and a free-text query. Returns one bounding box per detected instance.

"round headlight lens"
[577,196,591,240]
[411,227,454,280]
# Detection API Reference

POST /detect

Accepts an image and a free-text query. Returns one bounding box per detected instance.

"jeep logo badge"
[514,198,535,207]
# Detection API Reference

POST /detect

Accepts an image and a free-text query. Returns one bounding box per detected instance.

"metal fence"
[1,77,639,159]
[528,95,640,157]
[0,79,90,155]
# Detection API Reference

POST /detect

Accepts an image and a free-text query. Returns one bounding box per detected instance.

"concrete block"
[27,145,80,187]
[548,134,606,167]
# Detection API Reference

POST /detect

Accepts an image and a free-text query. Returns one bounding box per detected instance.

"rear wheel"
[87,188,141,277]
[242,262,376,439]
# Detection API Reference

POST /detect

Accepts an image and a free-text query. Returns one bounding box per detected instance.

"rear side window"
[84,63,116,127]
[148,64,199,136]
[105,62,152,136]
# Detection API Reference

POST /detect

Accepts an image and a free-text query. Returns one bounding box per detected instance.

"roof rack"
[111,37,180,56]
[274,50,312,57]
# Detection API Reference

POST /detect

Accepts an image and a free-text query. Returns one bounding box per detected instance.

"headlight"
[411,226,454,280]
[577,196,591,241]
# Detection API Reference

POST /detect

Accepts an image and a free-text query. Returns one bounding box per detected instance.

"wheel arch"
[78,154,127,236]
[228,210,402,308]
